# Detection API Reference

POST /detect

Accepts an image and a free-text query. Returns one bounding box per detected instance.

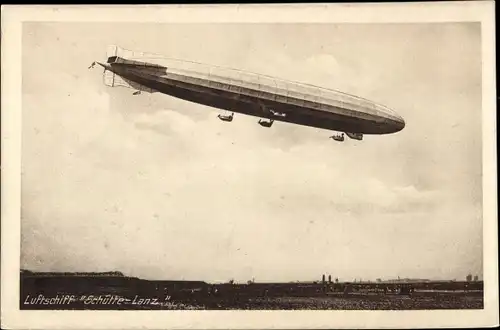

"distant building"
[466,274,473,282]
[473,275,479,282]
[384,278,430,283]
[328,275,332,283]
[322,274,326,284]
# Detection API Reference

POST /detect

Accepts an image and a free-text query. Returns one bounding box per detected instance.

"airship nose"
[393,114,405,132]
[374,104,405,133]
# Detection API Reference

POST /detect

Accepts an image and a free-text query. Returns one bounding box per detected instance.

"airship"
[91,45,405,141]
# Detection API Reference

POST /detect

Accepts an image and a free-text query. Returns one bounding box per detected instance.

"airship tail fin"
[102,70,156,93]
[102,45,156,93]
[106,44,119,61]
[106,44,163,61]
[106,44,135,61]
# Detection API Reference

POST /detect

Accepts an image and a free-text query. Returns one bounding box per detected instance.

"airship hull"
[98,46,405,135]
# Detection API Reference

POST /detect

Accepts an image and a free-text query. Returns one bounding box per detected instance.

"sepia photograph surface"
[2,3,498,329]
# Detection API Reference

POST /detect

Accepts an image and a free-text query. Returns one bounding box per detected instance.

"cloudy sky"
[21,22,482,283]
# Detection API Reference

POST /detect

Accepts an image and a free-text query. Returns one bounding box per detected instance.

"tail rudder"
[101,45,156,93]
